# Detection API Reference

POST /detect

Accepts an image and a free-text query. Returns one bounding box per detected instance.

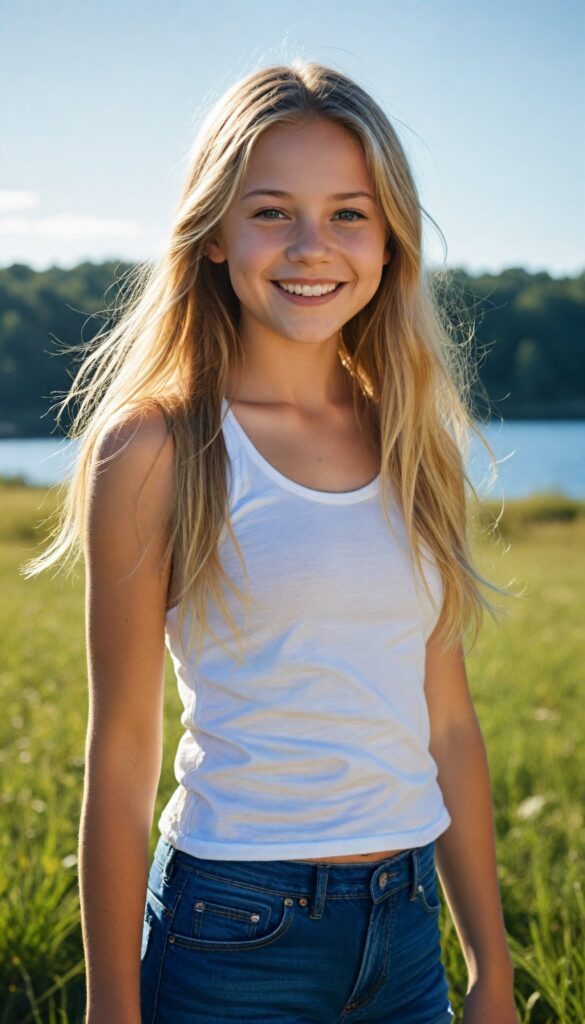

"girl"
[24,62,520,1023]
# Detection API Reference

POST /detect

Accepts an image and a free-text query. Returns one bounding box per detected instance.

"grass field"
[0,478,583,1023]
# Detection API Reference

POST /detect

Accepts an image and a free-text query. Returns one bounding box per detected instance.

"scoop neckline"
[221,398,381,505]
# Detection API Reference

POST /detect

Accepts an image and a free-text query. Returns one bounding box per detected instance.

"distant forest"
[0,261,583,437]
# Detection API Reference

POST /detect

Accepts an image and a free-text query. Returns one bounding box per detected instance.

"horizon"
[1,259,581,283]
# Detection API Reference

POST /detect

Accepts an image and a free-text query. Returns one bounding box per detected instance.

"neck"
[229,324,353,412]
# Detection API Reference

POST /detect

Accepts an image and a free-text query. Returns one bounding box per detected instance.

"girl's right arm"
[78,408,175,1024]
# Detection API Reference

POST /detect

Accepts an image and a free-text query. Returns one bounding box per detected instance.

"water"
[462,420,585,500]
[0,420,584,500]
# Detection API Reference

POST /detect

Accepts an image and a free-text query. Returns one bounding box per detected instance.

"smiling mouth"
[271,280,346,300]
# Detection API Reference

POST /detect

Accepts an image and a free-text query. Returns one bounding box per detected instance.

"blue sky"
[1,0,583,276]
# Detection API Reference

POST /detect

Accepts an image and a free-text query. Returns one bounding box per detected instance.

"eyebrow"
[241,188,376,202]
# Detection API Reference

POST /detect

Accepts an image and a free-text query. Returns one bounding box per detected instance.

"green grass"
[1,479,583,1023]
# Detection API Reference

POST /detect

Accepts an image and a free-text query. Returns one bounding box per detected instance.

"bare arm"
[424,629,516,1001]
[79,409,175,1023]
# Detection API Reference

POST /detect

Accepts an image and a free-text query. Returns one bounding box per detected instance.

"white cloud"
[0,213,140,239]
[37,214,140,239]
[0,189,40,214]
[0,216,31,234]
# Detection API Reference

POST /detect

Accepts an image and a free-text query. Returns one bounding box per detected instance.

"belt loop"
[409,847,420,901]
[309,863,330,920]
[162,842,178,884]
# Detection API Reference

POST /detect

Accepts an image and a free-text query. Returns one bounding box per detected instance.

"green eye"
[335,209,365,221]
[254,208,284,219]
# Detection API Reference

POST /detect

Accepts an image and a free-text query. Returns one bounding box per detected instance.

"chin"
[277,320,343,341]
[284,331,340,346]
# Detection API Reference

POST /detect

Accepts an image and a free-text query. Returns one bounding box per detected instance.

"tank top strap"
[220,397,244,507]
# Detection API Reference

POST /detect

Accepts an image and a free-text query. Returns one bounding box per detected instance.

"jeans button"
[379,871,388,887]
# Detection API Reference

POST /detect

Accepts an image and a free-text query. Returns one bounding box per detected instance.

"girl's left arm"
[424,628,519,1023]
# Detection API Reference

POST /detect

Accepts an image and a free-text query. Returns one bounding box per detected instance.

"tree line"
[0,261,583,437]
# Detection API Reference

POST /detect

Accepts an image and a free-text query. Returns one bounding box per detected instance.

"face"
[206,117,390,348]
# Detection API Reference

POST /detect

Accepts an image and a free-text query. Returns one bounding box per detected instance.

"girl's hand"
[461,976,520,1024]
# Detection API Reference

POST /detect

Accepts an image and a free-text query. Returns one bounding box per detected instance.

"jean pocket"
[167,870,295,952]
[414,864,442,915]
[141,907,154,961]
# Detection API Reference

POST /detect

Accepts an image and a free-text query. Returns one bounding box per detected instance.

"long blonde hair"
[21,60,516,661]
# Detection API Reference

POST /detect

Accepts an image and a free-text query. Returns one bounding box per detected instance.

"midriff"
[291,848,405,864]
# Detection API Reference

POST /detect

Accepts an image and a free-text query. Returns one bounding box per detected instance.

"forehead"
[242,118,373,190]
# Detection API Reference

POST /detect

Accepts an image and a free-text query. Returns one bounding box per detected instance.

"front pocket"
[190,895,268,940]
[414,867,442,915]
[167,873,295,952]
[141,908,153,961]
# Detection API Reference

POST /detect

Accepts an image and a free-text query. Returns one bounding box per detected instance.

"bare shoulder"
[85,402,179,628]
[89,405,176,553]
[93,404,175,490]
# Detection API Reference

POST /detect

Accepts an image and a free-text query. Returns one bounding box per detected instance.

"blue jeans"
[141,834,456,1023]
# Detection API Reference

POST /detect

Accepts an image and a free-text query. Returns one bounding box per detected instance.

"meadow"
[0,477,583,1023]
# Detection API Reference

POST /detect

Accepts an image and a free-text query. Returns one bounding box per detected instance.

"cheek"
[358,271,385,311]
[229,237,272,283]
[345,232,387,269]
[353,243,387,300]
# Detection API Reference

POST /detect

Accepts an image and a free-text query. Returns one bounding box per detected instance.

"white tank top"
[158,398,451,860]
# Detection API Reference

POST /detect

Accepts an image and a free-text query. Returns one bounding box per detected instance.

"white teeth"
[277,281,338,296]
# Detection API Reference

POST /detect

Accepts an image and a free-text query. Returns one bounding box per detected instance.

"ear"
[382,233,392,266]
[206,238,227,264]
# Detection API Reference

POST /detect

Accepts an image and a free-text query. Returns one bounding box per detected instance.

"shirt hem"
[158,809,452,861]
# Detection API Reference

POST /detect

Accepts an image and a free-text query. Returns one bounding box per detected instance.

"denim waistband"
[153,835,436,914]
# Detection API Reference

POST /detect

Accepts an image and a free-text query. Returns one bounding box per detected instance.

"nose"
[285,218,331,263]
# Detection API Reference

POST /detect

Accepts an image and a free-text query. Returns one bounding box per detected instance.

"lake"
[0,420,584,500]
